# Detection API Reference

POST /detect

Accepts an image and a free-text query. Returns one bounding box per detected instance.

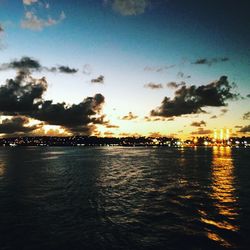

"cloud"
[144,83,163,89]
[0,70,47,114]
[235,125,243,128]
[243,112,250,120]
[177,72,191,79]
[0,116,40,134]
[190,120,206,127]
[192,57,229,66]
[0,56,42,71]
[247,94,250,98]
[83,64,92,75]
[166,81,186,89]
[121,112,138,120]
[210,115,217,119]
[0,23,4,50]
[104,131,115,137]
[144,116,166,122]
[220,108,228,116]
[91,75,104,84]
[0,69,106,135]
[148,132,162,138]
[151,76,239,118]
[239,125,250,133]
[58,66,78,74]
[191,128,213,135]
[21,10,66,31]
[112,0,150,16]
[0,56,79,74]
[105,124,120,128]
[31,94,105,134]
[23,0,38,5]
[144,65,175,72]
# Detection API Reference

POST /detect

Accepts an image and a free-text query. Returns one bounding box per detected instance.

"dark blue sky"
[0,0,249,137]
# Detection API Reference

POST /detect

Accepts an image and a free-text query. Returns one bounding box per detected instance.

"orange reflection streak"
[211,146,238,222]
[0,162,5,176]
[201,146,239,247]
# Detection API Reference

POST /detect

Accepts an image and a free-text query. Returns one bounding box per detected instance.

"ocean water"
[0,146,249,250]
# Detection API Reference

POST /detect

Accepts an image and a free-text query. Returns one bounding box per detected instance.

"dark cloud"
[191,128,213,135]
[247,94,250,98]
[239,125,250,133]
[121,112,138,120]
[166,81,186,89]
[190,120,206,127]
[0,70,106,135]
[31,94,105,134]
[220,108,228,116]
[243,112,250,120]
[91,75,104,84]
[192,57,229,66]
[112,0,150,16]
[144,116,165,122]
[144,83,163,89]
[144,65,175,72]
[58,66,78,74]
[235,125,243,128]
[167,117,175,121]
[151,76,239,118]
[148,132,162,138]
[0,57,79,74]
[210,115,217,119]
[0,24,4,33]
[0,116,40,134]
[106,124,120,128]
[104,131,115,137]
[177,72,191,79]
[0,57,42,71]
[0,70,47,114]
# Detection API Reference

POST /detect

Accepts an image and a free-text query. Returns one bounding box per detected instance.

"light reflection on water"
[0,161,5,176]
[201,146,239,247]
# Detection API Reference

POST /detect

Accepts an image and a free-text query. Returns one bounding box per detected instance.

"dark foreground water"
[0,147,250,250]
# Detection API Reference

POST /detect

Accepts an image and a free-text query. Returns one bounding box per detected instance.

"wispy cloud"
[91,75,104,84]
[21,1,66,31]
[210,115,217,119]
[190,120,206,127]
[191,128,213,135]
[0,56,78,74]
[144,65,175,73]
[243,112,250,120]
[166,81,186,89]
[177,71,191,79]
[121,112,138,120]
[21,10,65,31]
[111,0,150,16]
[144,83,163,89]
[23,0,38,5]
[239,125,250,133]
[83,64,92,75]
[192,57,229,66]
[144,116,166,122]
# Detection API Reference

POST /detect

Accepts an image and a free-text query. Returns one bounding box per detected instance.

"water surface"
[0,146,249,249]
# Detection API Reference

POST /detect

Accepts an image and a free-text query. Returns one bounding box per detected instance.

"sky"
[0,0,250,138]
